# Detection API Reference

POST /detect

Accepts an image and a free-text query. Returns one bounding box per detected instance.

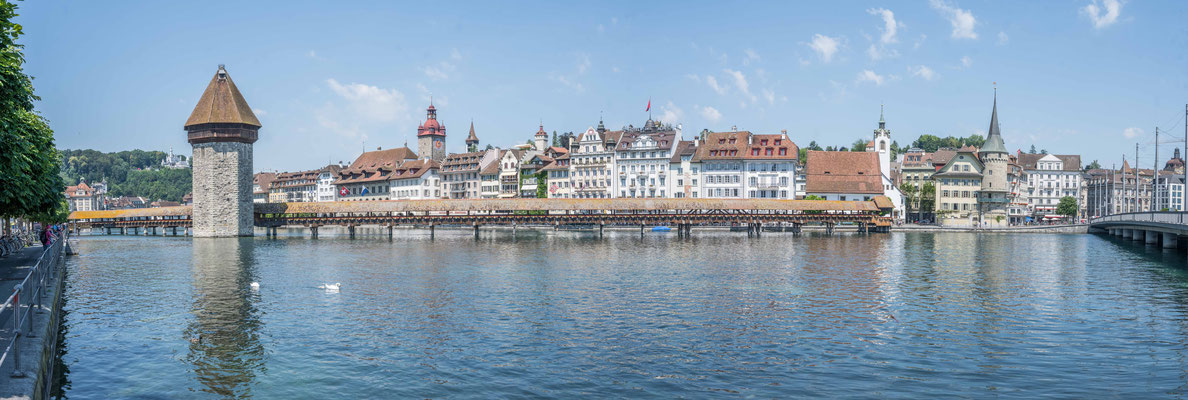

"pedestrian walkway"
[0,245,46,298]
[0,239,64,400]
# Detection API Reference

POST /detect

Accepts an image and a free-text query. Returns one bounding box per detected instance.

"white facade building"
[1018,153,1083,218]
[570,123,618,199]
[388,159,441,200]
[613,119,678,198]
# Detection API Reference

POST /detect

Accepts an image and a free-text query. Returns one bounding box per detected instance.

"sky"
[16,0,1188,173]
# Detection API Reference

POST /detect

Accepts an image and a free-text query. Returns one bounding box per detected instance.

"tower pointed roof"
[466,121,479,143]
[185,65,261,128]
[980,90,1008,154]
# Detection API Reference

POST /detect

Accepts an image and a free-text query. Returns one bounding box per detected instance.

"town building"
[668,140,700,198]
[106,196,148,209]
[613,119,678,198]
[804,151,884,201]
[693,130,797,199]
[519,152,554,198]
[389,159,441,200]
[479,150,504,198]
[1006,155,1030,225]
[269,168,319,203]
[933,146,985,226]
[317,164,343,202]
[1164,148,1185,175]
[569,121,619,199]
[1085,160,1155,216]
[441,149,500,199]
[543,154,572,198]
[498,148,525,198]
[1155,173,1185,211]
[161,146,190,169]
[334,147,418,201]
[65,179,102,211]
[416,103,447,163]
[1017,153,1083,220]
[252,172,277,203]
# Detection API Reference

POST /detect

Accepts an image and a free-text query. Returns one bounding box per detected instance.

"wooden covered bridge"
[68,197,894,237]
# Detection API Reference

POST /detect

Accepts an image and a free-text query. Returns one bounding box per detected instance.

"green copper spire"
[980,89,1008,154]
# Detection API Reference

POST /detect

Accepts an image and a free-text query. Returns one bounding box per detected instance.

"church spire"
[980,87,1008,154]
[878,104,885,129]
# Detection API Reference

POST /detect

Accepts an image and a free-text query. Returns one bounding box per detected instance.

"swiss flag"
[339,187,349,197]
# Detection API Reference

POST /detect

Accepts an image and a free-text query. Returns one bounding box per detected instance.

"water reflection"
[184,238,266,398]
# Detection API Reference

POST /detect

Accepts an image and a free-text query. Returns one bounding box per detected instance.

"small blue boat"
[651,226,671,232]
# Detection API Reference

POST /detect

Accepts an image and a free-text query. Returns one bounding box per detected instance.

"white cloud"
[1082,0,1123,29]
[612,66,620,73]
[856,70,886,86]
[961,56,973,68]
[252,108,267,117]
[578,53,591,74]
[659,101,683,125]
[914,34,927,50]
[326,79,407,123]
[762,89,775,105]
[867,44,900,61]
[450,48,462,61]
[706,75,727,95]
[743,49,760,66]
[597,24,605,33]
[930,0,978,39]
[1123,127,1143,139]
[808,34,842,63]
[700,106,722,123]
[867,8,902,44]
[319,79,410,141]
[415,83,447,107]
[997,31,1009,45]
[422,61,455,80]
[551,75,585,93]
[910,65,937,80]
[685,74,701,83]
[723,69,755,102]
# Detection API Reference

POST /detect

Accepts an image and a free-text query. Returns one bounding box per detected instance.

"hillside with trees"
[59,149,192,202]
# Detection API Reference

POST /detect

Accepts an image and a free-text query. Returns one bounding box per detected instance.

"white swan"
[318,282,341,292]
[249,282,260,290]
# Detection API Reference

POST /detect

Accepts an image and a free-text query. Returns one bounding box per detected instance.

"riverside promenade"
[0,237,67,400]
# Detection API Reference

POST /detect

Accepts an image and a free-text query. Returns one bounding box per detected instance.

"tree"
[1040,149,1048,155]
[552,131,558,147]
[890,140,901,161]
[803,195,824,214]
[825,146,836,151]
[962,134,985,149]
[535,171,548,198]
[1056,196,1077,219]
[898,182,919,222]
[919,181,936,221]
[0,0,64,229]
[1029,145,1037,154]
[1084,160,1101,171]
[851,138,868,152]
[806,141,823,151]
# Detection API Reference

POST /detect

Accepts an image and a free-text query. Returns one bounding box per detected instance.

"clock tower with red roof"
[416,102,447,163]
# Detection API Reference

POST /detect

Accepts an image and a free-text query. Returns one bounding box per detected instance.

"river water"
[51,230,1188,398]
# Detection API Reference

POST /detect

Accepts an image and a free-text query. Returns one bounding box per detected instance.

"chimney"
[781,129,788,140]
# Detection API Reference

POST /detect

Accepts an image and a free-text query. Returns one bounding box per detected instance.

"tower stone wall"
[191,142,254,237]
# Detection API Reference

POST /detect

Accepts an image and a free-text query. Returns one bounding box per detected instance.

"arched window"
[880,141,887,151]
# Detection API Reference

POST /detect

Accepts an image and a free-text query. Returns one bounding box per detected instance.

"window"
[779,148,787,156]
[752,148,760,156]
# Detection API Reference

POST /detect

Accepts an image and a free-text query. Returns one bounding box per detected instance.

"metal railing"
[0,230,66,378]
[1090,211,1188,226]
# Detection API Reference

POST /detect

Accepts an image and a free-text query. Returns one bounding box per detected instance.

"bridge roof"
[254,198,881,214]
[69,206,193,220]
[68,199,883,221]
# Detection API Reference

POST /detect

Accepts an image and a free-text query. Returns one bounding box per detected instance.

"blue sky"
[17,0,1188,172]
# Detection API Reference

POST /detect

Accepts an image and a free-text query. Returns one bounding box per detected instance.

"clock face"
[434,139,443,149]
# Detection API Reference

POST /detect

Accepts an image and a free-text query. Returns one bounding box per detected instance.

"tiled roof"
[480,150,506,175]
[336,147,418,184]
[805,151,883,194]
[615,127,676,151]
[390,159,439,180]
[253,172,277,194]
[669,140,697,162]
[442,151,486,172]
[184,66,261,127]
[1016,153,1082,172]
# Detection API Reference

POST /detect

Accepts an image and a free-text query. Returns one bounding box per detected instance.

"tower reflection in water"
[184,238,265,397]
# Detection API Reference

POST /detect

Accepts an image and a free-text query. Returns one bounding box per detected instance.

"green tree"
[1084,160,1101,171]
[890,140,901,161]
[803,194,824,214]
[0,0,64,229]
[919,181,936,220]
[806,141,823,151]
[962,134,985,149]
[898,182,919,222]
[1056,196,1077,218]
[535,171,548,198]
[1028,145,1037,154]
[1040,149,1048,155]
[851,138,868,152]
[552,131,558,147]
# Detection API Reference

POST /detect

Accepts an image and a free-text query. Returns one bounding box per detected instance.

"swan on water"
[318,283,341,292]
[250,282,260,290]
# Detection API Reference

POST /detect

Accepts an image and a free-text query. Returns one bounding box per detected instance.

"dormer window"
[760,139,768,146]
[719,139,726,144]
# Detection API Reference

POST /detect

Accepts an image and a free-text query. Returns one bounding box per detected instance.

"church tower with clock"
[416,102,447,163]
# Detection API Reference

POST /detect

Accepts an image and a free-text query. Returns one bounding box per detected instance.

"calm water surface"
[52,230,1188,398]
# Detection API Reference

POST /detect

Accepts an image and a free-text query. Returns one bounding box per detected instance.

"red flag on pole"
[646,98,651,112]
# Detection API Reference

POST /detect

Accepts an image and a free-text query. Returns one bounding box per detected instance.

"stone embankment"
[0,237,68,400]
[894,224,1088,234]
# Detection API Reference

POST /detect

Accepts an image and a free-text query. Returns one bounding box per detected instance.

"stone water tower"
[184,65,260,237]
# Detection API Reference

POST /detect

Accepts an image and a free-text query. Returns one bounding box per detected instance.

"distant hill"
[59,149,191,202]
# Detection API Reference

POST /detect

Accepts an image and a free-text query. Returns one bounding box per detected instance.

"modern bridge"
[68,197,895,237]
[1089,212,1188,248]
